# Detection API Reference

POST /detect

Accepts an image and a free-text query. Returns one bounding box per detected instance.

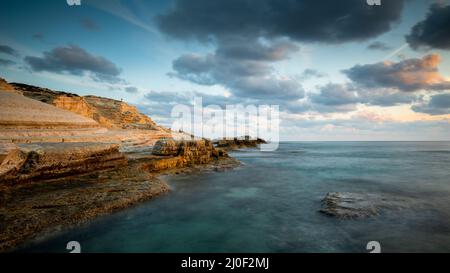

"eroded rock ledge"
[146,139,228,171]
[0,142,126,184]
[213,137,267,150]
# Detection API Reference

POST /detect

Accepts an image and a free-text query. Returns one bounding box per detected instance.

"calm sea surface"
[21,142,450,252]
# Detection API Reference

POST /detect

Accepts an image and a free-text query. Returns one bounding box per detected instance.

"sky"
[1,0,450,141]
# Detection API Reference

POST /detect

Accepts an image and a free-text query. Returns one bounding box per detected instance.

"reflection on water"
[21,142,450,253]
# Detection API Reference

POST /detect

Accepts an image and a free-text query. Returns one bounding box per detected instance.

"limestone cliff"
[11,82,161,130]
[0,90,99,129]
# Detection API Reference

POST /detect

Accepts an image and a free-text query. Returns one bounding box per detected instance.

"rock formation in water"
[213,136,267,150]
[146,139,228,171]
[319,192,411,219]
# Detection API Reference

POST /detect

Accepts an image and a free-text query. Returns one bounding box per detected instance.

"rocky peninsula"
[0,77,239,251]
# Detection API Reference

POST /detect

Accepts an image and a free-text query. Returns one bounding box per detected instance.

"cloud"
[367,41,391,51]
[0,58,16,67]
[169,41,305,101]
[141,90,241,123]
[0,44,19,57]
[406,3,450,50]
[216,37,299,61]
[169,53,217,85]
[358,88,419,107]
[309,83,419,113]
[299,69,326,80]
[412,93,450,115]
[159,0,406,113]
[125,86,138,93]
[157,0,404,44]
[343,54,450,92]
[310,84,359,106]
[24,45,123,84]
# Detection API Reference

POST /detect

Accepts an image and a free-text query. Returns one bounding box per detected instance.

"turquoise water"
[21,142,450,252]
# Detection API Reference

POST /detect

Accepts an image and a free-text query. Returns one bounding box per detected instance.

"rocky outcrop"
[0,142,126,183]
[214,137,267,150]
[0,77,19,93]
[146,139,228,171]
[319,192,411,219]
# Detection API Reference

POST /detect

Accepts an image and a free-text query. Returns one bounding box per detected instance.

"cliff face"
[0,91,99,128]
[83,96,159,130]
[11,82,160,130]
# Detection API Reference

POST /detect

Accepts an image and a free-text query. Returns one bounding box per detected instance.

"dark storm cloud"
[367,41,392,51]
[412,93,450,115]
[24,45,123,84]
[406,3,450,50]
[0,58,15,67]
[343,54,450,92]
[157,0,404,43]
[0,44,19,57]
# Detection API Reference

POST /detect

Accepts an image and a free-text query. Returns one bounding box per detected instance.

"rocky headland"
[0,77,239,251]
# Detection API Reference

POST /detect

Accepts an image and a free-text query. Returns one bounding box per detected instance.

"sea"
[21,142,450,253]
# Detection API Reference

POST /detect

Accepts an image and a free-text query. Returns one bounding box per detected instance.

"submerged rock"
[319,192,410,219]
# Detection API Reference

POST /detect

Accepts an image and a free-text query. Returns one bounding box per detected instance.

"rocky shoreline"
[1,155,240,252]
[0,78,241,252]
[0,139,240,252]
